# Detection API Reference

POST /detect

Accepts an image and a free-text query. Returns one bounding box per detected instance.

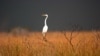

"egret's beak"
[42,14,45,16]
[42,14,48,16]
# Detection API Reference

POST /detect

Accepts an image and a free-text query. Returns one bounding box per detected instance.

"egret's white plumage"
[42,14,48,37]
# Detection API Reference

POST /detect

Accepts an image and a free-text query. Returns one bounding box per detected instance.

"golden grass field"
[0,31,100,56]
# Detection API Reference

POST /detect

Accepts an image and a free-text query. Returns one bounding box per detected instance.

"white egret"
[42,14,48,41]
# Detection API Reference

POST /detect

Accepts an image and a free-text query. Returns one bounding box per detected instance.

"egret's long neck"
[44,16,48,25]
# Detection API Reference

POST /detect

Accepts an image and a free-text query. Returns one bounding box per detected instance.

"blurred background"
[0,0,100,31]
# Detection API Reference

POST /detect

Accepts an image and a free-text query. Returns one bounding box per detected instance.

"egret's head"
[42,14,48,17]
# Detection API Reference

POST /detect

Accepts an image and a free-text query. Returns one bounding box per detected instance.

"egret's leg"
[42,32,45,37]
[42,33,47,42]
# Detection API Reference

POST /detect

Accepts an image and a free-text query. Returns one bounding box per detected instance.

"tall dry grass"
[0,30,100,56]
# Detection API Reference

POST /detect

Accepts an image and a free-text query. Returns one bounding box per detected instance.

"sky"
[0,0,100,31]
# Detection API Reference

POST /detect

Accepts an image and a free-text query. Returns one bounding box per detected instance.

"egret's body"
[42,25,48,36]
[42,14,48,37]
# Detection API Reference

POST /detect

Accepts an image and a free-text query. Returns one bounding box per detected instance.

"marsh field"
[0,30,100,56]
